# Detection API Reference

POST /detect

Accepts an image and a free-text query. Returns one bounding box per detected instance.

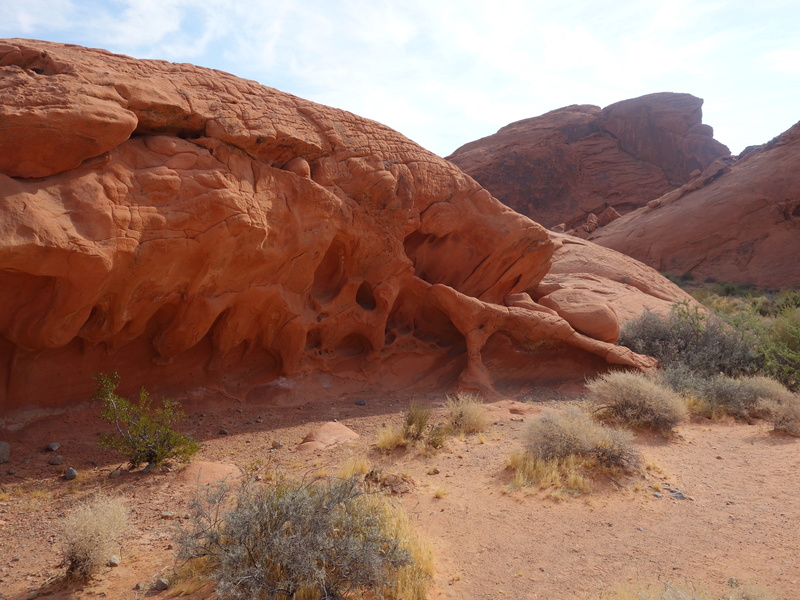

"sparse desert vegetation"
[178,475,432,600]
[618,288,800,435]
[60,494,129,580]
[95,372,200,468]
[509,406,639,493]
[587,371,687,434]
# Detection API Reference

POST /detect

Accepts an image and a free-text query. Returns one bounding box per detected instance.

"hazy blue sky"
[2,1,798,156]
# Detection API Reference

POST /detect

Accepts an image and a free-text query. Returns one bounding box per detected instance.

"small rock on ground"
[63,467,78,480]
[154,578,169,591]
[46,442,61,452]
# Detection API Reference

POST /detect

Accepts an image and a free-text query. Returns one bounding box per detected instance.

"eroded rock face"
[447,93,730,229]
[589,122,800,288]
[0,40,682,416]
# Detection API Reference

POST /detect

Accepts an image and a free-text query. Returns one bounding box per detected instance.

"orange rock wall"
[0,40,686,416]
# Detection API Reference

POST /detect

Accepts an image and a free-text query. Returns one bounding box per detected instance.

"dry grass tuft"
[445,392,490,435]
[403,402,432,441]
[507,451,591,494]
[339,456,371,479]
[588,371,687,434]
[61,494,129,580]
[376,424,406,453]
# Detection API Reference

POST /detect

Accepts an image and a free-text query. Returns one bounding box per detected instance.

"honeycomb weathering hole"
[356,280,376,310]
[335,333,370,357]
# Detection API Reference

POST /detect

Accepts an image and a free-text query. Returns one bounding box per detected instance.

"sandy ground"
[0,388,798,600]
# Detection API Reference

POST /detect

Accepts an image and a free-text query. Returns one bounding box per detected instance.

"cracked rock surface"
[0,40,693,416]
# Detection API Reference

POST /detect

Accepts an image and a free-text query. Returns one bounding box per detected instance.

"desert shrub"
[587,371,687,434]
[757,307,800,390]
[765,399,800,436]
[61,495,129,580]
[672,373,795,420]
[425,424,449,449]
[178,476,432,600]
[759,390,800,436]
[445,392,490,434]
[618,302,756,378]
[403,402,431,441]
[525,407,639,471]
[95,372,199,468]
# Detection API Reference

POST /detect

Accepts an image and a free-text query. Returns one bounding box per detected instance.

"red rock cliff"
[447,93,730,229]
[0,40,688,416]
[589,122,800,288]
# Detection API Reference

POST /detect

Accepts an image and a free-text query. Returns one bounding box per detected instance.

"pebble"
[63,467,78,481]
[46,442,61,452]
[109,469,122,479]
[670,491,687,500]
[48,455,64,466]
[107,555,121,567]
[219,428,229,435]
[271,440,284,449]
[245,420,255,425]
[653,492,663,498]
[154,578,170,591]
[355,399,367,406]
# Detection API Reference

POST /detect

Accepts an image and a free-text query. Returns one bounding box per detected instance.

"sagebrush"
[61,495,129,580]
[445,392,490,434]
[525,407,639,470]
[95,372,199,468]
[511,407,639,492]
[587,371,687,434]
[178,476,432,600]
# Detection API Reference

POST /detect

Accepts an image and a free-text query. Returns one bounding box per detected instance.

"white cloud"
[1,0,798,155]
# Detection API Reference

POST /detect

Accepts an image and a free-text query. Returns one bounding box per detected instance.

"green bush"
[95,373,199,469]
[757,307,800,389]
[587,371,687,434]
[178,476,432,600]
[618,302,756,378]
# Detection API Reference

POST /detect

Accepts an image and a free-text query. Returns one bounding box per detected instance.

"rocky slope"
[447,93,730,231]
[0,40,694,417]
[589,122,800,288]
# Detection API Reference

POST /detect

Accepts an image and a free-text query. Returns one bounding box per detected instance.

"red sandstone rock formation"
[447,93,730,229]
[589,122,800,288]
[0,40,690,416]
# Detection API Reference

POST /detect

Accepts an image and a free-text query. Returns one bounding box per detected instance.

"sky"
[1,0,798,156]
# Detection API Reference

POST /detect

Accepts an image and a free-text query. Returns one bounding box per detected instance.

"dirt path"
[0,392,797,600]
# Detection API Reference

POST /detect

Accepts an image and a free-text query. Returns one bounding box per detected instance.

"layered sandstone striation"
[0,40,690,415]
[447,93,730,230]
[589,122,800,288]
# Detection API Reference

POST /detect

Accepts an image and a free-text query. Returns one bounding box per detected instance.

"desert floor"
[1,386,798,600]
